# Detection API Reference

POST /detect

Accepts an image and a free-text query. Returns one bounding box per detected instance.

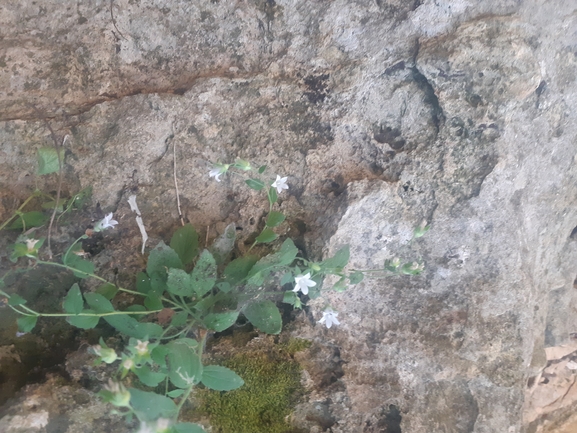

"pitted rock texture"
[1,0,577,432]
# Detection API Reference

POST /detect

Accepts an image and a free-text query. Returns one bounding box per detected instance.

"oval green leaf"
[255,228,277,244]
[203,311,239,332]
[266,211,286,228]
[245,178,265,190]
[243,300,282,334]
[201,365,244,391]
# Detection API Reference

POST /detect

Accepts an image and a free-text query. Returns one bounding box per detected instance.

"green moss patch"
[197,351,304,433]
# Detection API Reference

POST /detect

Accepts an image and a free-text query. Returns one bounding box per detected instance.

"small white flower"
[209,167,223,182]
[209,163,229,182]
[94,213,118,232]
[26,238,40,252]
[293,272,316,296]
[319,309,340,329]
[122,358,135,370]
[135,340,149,356]
[271,175,289,194]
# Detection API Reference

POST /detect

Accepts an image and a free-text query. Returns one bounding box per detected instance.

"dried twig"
[110,0,127,41]
[173,140,184,226]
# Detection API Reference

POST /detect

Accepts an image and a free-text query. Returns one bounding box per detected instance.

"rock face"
[1,0,577,432]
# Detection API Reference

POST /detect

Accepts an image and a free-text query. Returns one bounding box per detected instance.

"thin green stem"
[175,383,195,415]
[63,235,89,263]
[35,309,163,318]
[0,192,40,231]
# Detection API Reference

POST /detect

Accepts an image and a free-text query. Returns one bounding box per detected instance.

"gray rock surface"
[1,0,577,432]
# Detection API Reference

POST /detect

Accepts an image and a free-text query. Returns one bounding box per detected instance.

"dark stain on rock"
[384,61,406,75]
[374,404,402,433]
[374,125,406,150]
[303,73,329,104]
[410,66,445,132]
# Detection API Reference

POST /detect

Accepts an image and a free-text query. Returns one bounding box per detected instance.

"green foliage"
[201,365,244,391]
[1,156,430,433]
[37,147,65,175]
[243,300,282,335]
[197,352,303,433]
[9,211,48,230]
[170,224,199,265]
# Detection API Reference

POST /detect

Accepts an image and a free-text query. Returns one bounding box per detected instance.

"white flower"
[318,309,340,329]
[135,340,149,356]
[271,175,289,194]
[209,163,229,182]
[26,238,40,252]
[293,272,316,295]
[94,213,118,232]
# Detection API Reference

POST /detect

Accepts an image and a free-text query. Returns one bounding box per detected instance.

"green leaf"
[68,186,92,210]
[9,211,48,230]
[67,311,100,329]
[63,245,94,279]
[167,339,202,388]
[268,186,278,205]
[41,198,66,212]
[255,228,278,244]
[8,293,27,306]
[243,300,282,334]
[167,389,185,398]
[134,365,166,387]
[190,250,217,297]
[321,245,350,270]
[266,211,286,228]
[201,365,244,391]
[129,388,177,422]
[170,311,189,327]
[209,223,236,265]
[282,291,302,309]
[245,178,265,191]
[332,277,347,292]
[258,165,267,174]
[147,241,183,276]
[203,311,239,332]
[172,423,207,433]
[9,243,29,262]
[17,316,37,333]
[349,271,364,284]
[170,224,199,265]
[106,315,163,339]
[144,292,163,311]
[280,272,293,286]
[247,239,298,282]
[63,283,83,314]
[136,272,152,294]
[96,283,118,300]
[84,293,114,313]
[216,282,232,293]
[37,147,65,175]
[413,223,431,239]
[223,255,258,285]
[149,272,168,294]
[166,268,194,297]
[151,345,170,367]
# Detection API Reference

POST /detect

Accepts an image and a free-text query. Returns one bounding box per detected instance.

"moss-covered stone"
[196,350,304,433]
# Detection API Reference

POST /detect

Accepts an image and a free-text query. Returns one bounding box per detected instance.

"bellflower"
[271,175,289,194]
[94,213,118,232]
[209,163,230,182]
[293,272,316,295]
[319,308,340,329]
